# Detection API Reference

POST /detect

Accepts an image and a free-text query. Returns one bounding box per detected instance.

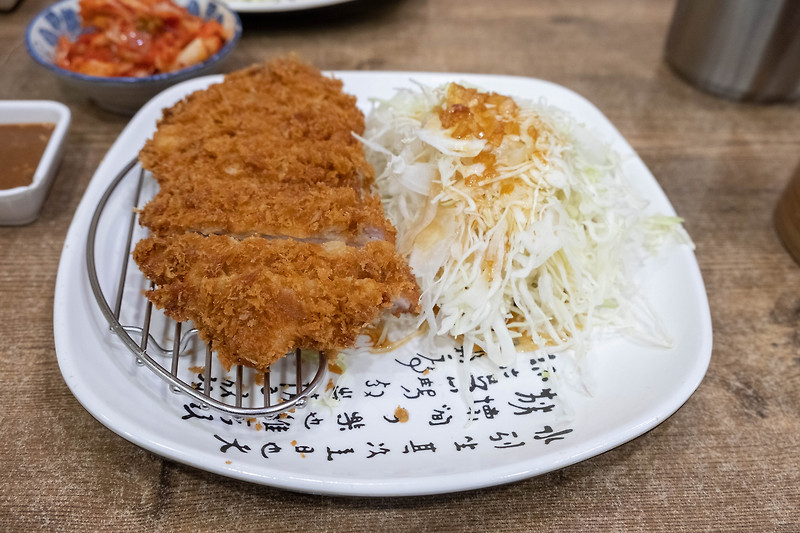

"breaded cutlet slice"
[133,233,421,372]
[139,56,373,189]
[139,179,396,245]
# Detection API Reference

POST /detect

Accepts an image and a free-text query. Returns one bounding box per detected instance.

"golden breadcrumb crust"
[134,235,420,371]
[133,56,420,372]
[139,179,395,245]
[139,55,374,190]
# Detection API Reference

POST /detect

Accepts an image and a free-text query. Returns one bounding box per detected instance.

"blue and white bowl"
[26,0,242,114]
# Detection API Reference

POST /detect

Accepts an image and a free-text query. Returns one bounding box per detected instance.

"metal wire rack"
[86,158,328,418]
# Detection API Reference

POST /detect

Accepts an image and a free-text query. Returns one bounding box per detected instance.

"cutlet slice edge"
[133,234,420,372]
[138,179,396,245]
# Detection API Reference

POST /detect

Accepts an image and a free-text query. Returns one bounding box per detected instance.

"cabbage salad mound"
[361,82,691,370]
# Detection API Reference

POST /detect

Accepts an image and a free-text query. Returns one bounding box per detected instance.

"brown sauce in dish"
[0,123,55,190]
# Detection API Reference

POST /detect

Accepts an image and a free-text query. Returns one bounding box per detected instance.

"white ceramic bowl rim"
[25,0,242,85]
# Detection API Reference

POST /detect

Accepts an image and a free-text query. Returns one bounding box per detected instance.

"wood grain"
[1,0,799,531]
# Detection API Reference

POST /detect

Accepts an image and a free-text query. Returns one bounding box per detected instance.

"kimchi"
[54,0,228,77]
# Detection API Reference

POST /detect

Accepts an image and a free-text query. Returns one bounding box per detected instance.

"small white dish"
[0,101,71,225]
[25,0,241,114]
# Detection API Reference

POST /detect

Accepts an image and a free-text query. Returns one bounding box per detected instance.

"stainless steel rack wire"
[86,158,328,418]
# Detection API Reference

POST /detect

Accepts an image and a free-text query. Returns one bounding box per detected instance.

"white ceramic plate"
[53,71,712,497]
[224,0,353,13]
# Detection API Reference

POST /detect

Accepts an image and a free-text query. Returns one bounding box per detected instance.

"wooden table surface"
[2,0,799,530]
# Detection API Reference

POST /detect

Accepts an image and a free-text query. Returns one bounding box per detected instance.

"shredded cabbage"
[361,82,691,367]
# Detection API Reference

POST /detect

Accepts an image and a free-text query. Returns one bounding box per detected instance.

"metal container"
[665,0,800,102]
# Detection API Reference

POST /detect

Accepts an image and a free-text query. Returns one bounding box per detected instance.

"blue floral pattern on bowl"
[26,0,241,113]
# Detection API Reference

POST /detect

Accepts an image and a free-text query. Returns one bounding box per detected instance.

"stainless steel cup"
[665,0,800,102]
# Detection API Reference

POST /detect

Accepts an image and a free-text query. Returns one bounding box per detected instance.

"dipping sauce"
[0,123,54,190]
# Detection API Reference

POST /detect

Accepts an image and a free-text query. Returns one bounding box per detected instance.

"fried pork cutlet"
[134,235,419,372]
[133,56,420,372]
[139,179,396,245]
[139,56,373,190]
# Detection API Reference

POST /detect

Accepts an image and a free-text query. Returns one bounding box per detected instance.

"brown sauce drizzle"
[436,84,522,188]
[362,321,428,354]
